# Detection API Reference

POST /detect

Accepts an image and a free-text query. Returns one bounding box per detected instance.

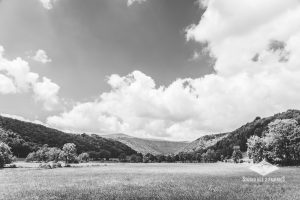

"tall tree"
[60,143,77,164]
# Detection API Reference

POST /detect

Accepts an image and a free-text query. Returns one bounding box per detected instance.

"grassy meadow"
[0,163,299,200]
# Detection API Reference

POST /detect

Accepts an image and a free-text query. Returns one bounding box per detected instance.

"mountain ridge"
[102,133,188,155]
[0,115,137,158]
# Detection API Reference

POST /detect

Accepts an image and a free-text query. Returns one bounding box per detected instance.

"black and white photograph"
[0,0,300,199]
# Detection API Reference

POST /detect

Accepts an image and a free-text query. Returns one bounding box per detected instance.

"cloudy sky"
[1,0,300,141]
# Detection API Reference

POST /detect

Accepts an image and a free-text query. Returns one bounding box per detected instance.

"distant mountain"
[178,109,300,159]
[102,133,188,155]
[0,116,137,158]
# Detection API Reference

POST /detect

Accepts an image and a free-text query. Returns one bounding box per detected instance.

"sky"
[1,0,300,141]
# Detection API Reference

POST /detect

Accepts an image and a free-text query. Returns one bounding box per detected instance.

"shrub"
[25,152,37,162]
[6,164,17,168]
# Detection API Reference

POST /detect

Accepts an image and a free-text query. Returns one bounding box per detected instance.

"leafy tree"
[25,152,37,162]
[247,135,265,163]
[130,154,138,163]
[166,155,173,163]
[78,152,89,163]
[202,149,217,162]
[0,142,14,168]
[118,153,127,162]
[232,147,243,163]
[47,147,62,162]
[156,154,166,163]
[195,153,202,162]
[144,153,155,162]
[246,119,300,165]
[35,145,50,162]
[60,143,77,164]
[263,119,300,165]
[98,150,111,160]
[0,153,4,168]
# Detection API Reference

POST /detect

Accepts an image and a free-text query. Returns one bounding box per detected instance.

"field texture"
[0,163,299,200]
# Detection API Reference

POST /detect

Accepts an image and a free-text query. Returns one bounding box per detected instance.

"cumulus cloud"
[32,49,51,64]
[39,0,58,10]
[0,45,60,110]
[48,0,300,141]
[127,0,147,7]
[33,77,60,111]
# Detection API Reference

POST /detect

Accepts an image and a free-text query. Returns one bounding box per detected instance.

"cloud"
[32,49,52,64]
[48,0,300,141]
[33,77,60,111]
[0,74,16,94]
[127,0,147,7]
[39,0,58,10]
[189,51,201,61]
[0,45,60,110]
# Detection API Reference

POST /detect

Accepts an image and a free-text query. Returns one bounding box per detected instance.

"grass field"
[0,163,299,200]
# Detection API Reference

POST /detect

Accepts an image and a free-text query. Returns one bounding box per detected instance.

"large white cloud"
[48,0,300,141]
[0,45,60,110]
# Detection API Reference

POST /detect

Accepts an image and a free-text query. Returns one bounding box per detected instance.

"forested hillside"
[178,110,300,159]
[102,133,188,155]
[177,133,228,154]
[0,116,136,158]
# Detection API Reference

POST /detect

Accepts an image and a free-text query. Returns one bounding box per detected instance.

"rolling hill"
[0,115,137,158]
[178,109,300,158]
[102,133,188,155]
[176,133,228,154]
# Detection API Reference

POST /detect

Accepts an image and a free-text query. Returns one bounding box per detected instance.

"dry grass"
[0,163,299,200]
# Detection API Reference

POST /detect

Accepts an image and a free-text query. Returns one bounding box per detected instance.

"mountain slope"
[177,133,228,153]
[178,109,300,158]
[102,134,188,155]
[0,116,137,158]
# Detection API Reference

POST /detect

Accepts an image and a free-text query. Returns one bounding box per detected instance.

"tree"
[0,142,14,168]
[47,147,62,162]
[99,150,111,160]
[35,145,50,162]
[130,154,138,163]
[156,154,166,163]
[78,152,89,163]
[60,143,77,164]
[0,153,4,168]
[232,147,243,163]
[166,155,173,163]
[118,153,127,162]
[263,119,300,165]
[202,149,217,162]
[246,119,300,165]
[144,153,155,162]
[25,152,37,162]
[247,135,265,163]
[195,153,202,162]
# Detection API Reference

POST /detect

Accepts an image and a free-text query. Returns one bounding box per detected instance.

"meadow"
[0,163,299,200]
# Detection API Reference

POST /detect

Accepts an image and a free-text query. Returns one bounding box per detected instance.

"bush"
[39,162,62,169]
[39,163,52,169]
[25,152,37,162]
